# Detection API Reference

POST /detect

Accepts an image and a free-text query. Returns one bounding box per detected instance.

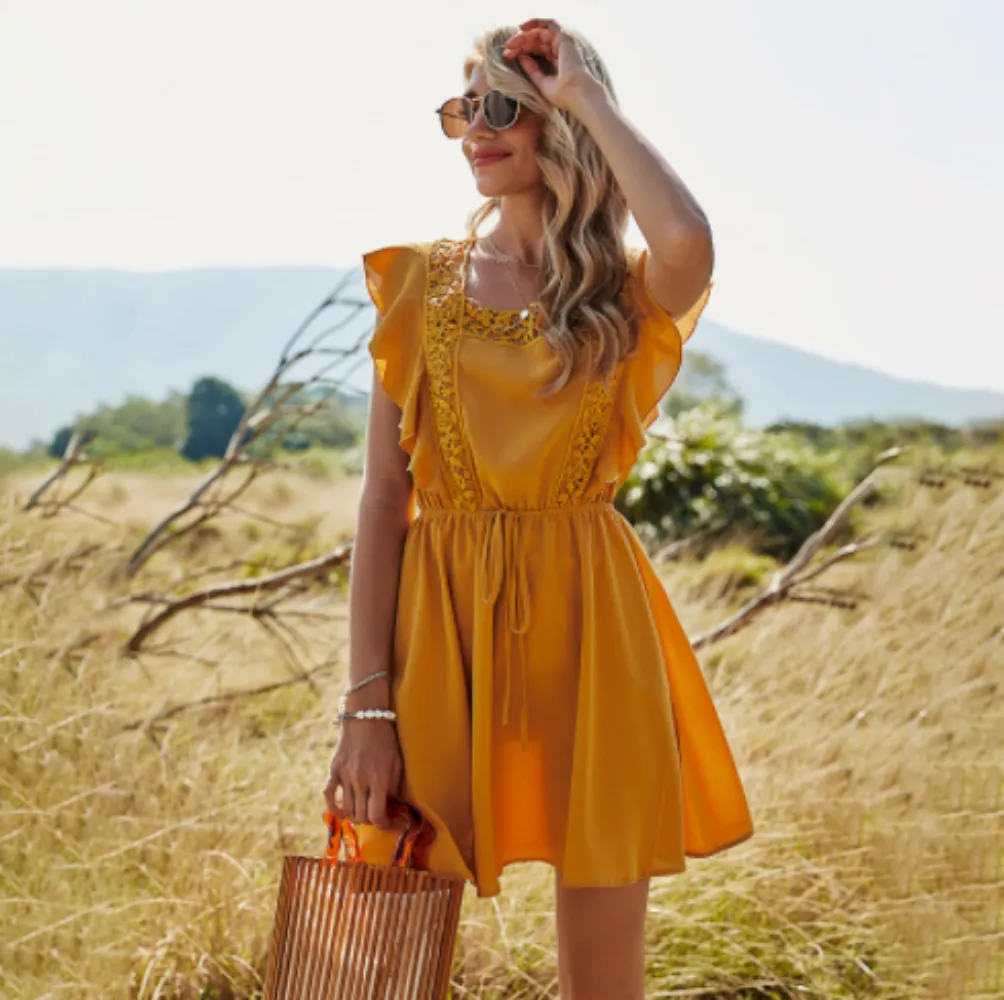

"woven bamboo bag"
[262,800,465,999]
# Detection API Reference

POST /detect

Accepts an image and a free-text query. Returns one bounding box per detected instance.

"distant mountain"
[696,324,1003,428]
[1,267,1000,450]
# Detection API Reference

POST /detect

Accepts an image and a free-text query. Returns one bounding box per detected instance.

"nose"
[466,99,496,139]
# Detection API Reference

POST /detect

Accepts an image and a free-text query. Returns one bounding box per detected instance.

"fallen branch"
[652,528,713,565]
[22,428,102,515]
[124,541,352,653]
[692,449,907,650]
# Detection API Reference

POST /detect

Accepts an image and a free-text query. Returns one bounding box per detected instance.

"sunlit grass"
[0,458,1001,999]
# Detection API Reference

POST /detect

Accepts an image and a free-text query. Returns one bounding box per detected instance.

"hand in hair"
[502,19,602,114]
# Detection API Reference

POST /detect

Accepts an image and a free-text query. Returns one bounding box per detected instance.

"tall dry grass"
[0,461,1000,999]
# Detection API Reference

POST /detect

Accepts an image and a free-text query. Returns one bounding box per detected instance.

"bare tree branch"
[22,428,102,514]
[124,541,352,653]
[124,277,372,577]
[692,450,907,650]
[773,447,904,586]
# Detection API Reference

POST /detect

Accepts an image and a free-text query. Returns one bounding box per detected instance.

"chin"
[475,180,511,198]
[473,171,539,199]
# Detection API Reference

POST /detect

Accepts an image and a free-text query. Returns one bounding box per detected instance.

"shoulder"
[361,241,428,272]
[362,238,470,299]
[361,243,433,317]
[361,241,438,295]
[362,237,468,263]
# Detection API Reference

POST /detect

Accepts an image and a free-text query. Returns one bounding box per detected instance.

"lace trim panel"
[551,366,624,508]
[461,298,543,346]
[425,239,481,510]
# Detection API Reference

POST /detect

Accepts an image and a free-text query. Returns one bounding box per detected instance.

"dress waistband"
[414,499,615,519]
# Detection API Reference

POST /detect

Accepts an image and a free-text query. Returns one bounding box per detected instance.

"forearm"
[569,80,711,261]
[344,488,410,708]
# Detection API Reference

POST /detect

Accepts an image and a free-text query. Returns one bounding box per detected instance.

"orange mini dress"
[356,237,753,899]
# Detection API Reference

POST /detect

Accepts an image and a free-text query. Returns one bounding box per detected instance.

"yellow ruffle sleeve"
[363,244,428,459]
[601,248,713,489]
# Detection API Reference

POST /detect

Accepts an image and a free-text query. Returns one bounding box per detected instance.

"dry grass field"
[0,457,1000,999]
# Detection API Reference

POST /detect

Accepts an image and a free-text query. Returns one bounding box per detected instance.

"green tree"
[48,426,74,459]
[48,394,187,458]
[99,393,186,451]
[47,425,99,458]
[180,377,246,461]
[249,387,360,454]
[289,405,359,450]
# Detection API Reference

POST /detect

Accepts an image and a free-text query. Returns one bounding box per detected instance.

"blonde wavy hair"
[464,25,638,393]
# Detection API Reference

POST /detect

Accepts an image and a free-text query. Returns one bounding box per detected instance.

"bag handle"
[322,798,436,870]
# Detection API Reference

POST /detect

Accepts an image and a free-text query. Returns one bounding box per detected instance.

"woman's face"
[461,63,543,198]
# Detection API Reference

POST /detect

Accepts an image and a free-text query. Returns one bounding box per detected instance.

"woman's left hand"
[502,19,601,113]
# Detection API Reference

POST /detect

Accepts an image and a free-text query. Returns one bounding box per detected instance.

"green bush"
[48,394,187,459]
[615,407,846,559]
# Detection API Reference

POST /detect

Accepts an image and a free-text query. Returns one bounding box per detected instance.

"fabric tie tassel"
[480,511,532,750]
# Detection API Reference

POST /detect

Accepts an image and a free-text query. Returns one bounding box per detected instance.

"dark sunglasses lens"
[438,97,470,139]
[484,90,519,130]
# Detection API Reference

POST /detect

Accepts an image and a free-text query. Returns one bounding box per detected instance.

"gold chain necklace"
[483,233,543,269]
[477,236,538,319]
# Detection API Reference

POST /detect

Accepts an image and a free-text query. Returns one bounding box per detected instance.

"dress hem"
[467,856,687,900]
[465,825,756,898]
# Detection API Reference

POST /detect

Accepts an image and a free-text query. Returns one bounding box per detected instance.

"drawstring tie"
[480,510,532,750]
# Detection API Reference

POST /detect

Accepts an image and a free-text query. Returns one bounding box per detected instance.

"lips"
[471,149,511,168]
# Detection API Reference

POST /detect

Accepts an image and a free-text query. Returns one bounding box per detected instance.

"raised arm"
[505,18,715,318]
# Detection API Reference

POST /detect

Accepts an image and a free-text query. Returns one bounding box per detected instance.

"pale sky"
[2,0,1002,390]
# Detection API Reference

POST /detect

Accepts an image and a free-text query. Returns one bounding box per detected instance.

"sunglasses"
[436,90,522,139]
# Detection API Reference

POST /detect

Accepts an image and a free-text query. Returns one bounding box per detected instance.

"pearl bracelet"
[338,671,390,713]
[336,708,397,725]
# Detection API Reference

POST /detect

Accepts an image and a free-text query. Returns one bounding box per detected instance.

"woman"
[323,19,753,999]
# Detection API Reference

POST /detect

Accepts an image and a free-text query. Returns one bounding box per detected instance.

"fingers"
[323,767,366,825]
[366,760,402,830]
[367,790,392,830]
[518,54,547,87]
[323,767,343,819]
[323,770,382,828]
[358,791,373,827]
[504,25,560,63]
[343,785,360,825]
[519,18,562,33]
[324,742,403,831]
